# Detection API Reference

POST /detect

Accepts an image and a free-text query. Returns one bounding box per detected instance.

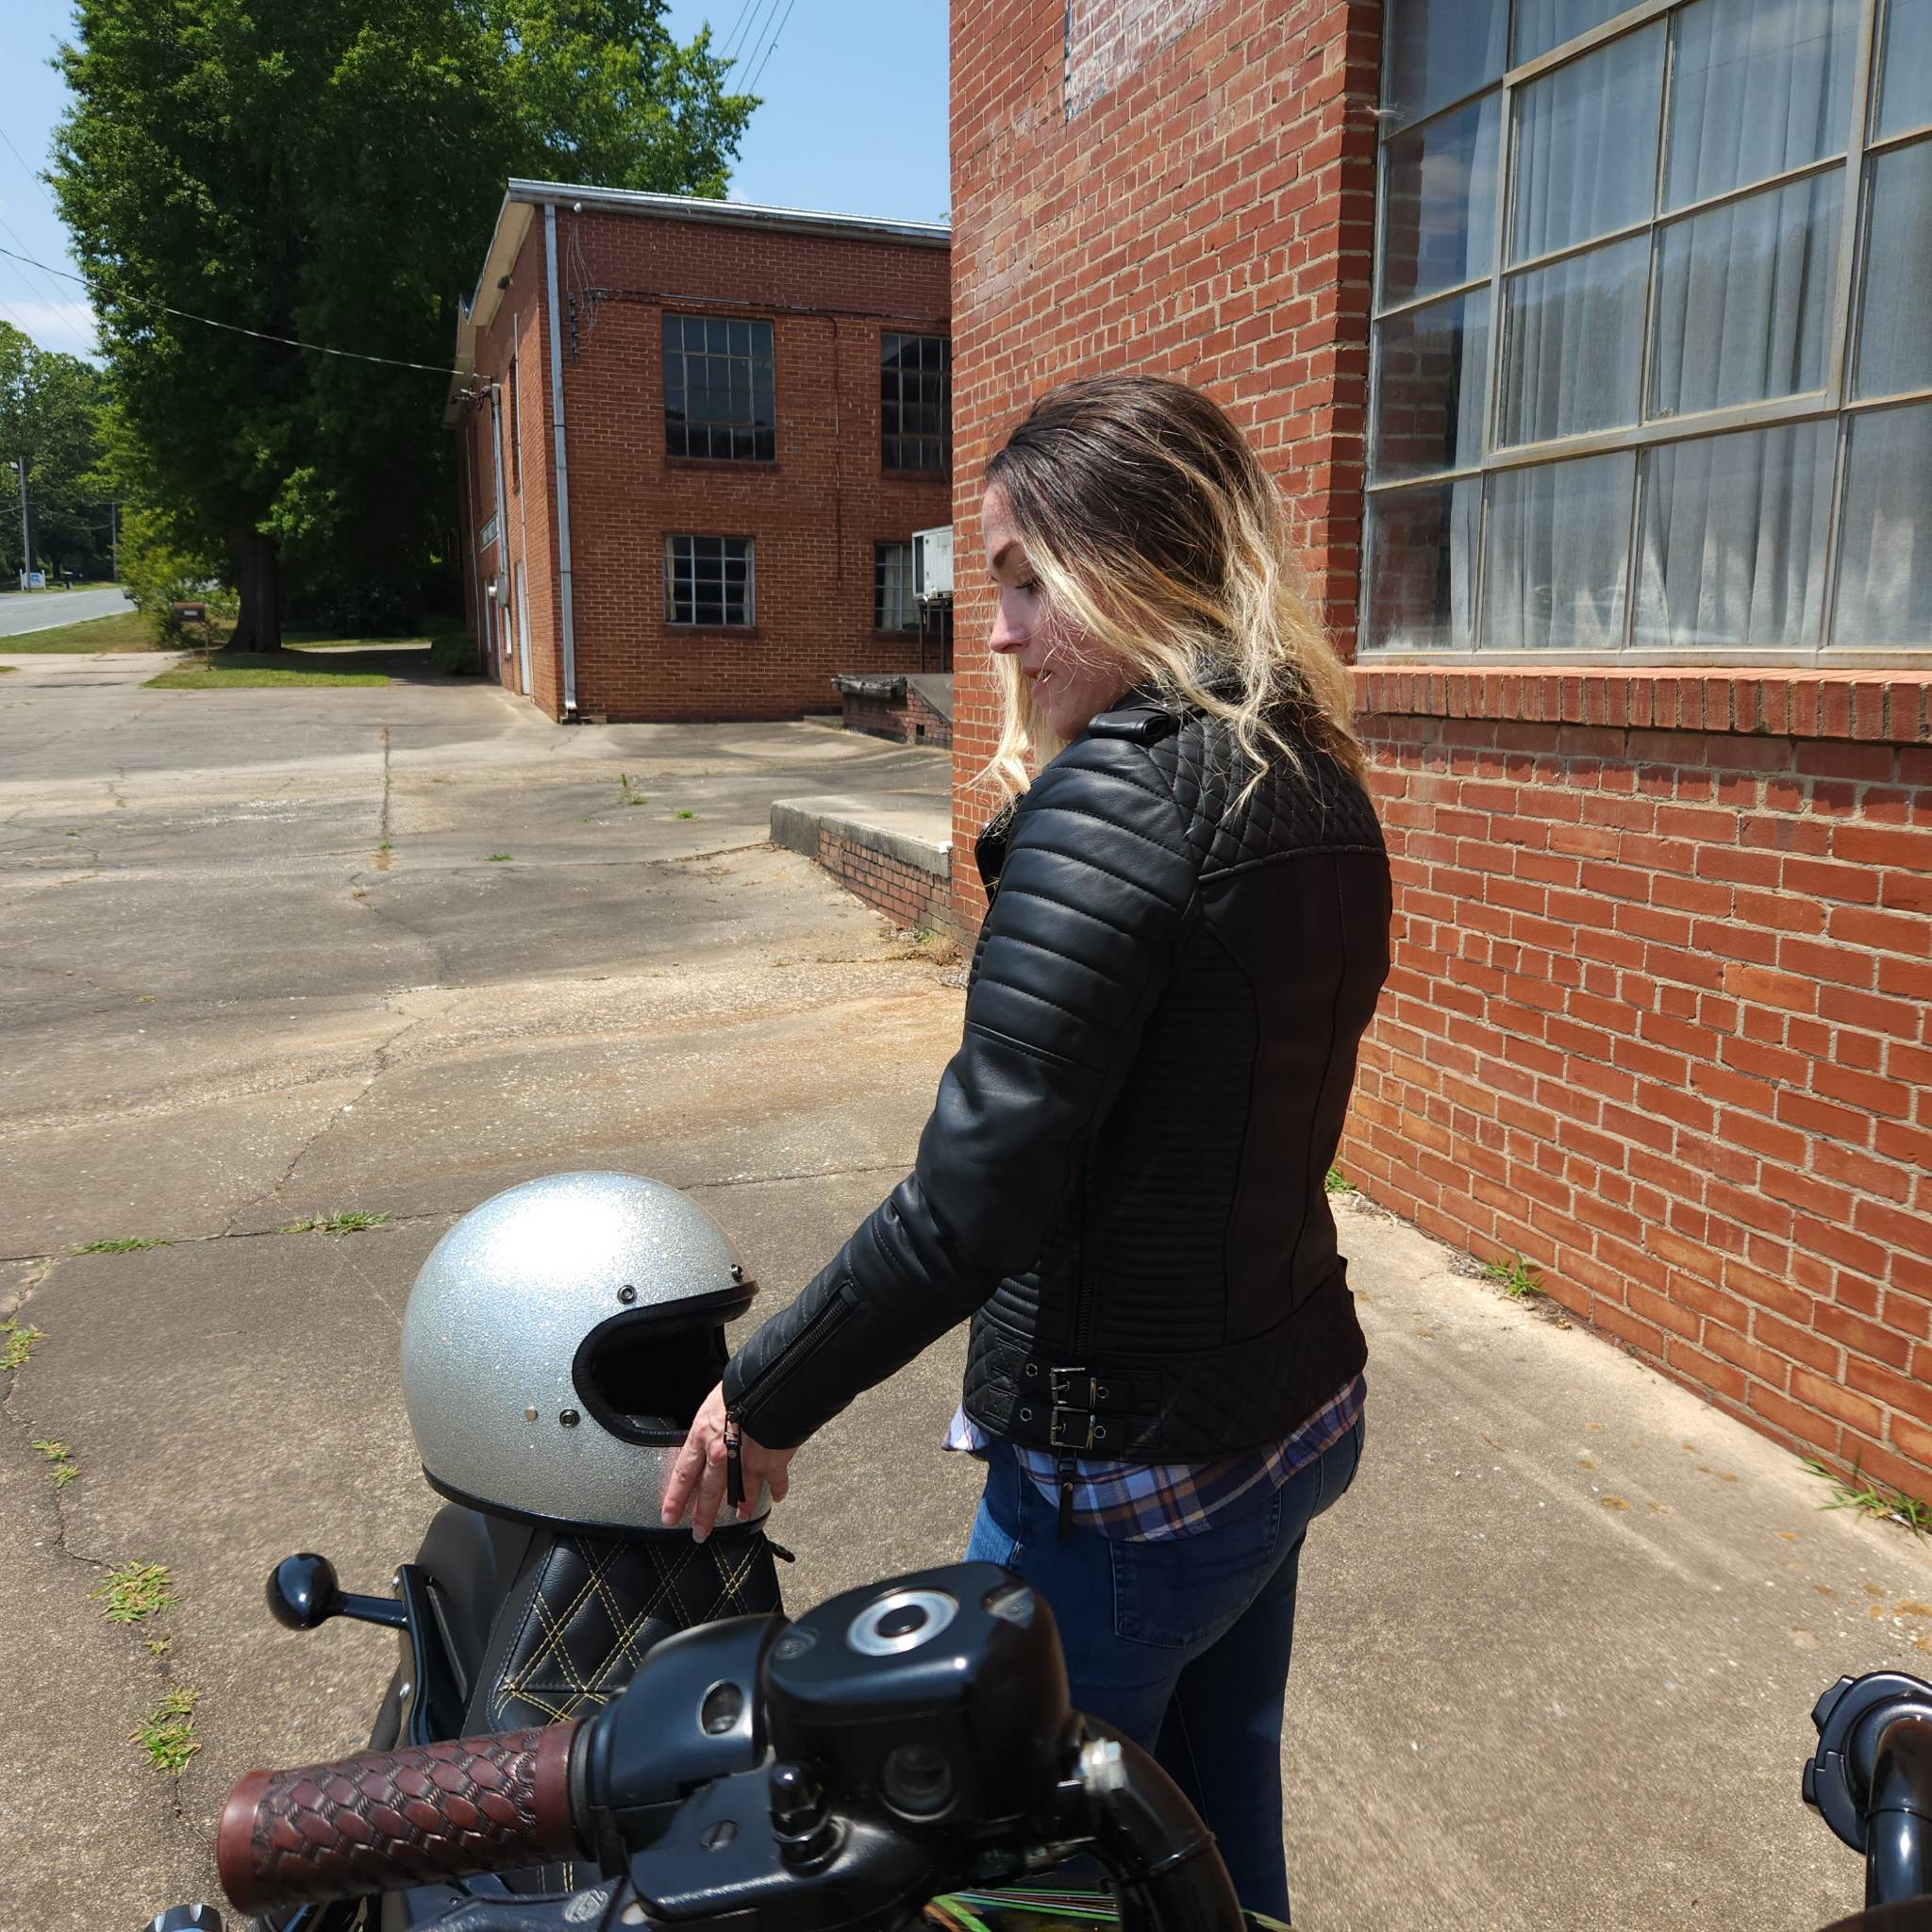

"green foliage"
[117,500,229,644]
[486,851,513,861]
[31,1439,80,1488]
[1324,1167,1357,1195]
[0,322,114,581]
[51,3,757,641]
[1804,1457,1932,1535]
[1,1318,43,1372]
[1483,1252,1543,1298]
[92,1559,177,1623]
[618,772,646,805]
[75,1236,167,1253]
[278,1210,391,1234]
[145,654,391,689]
[429,627,477,674]
[130,1687,201,1773]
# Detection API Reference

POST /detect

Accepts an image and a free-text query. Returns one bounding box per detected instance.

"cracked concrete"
[5,655,1932,1931]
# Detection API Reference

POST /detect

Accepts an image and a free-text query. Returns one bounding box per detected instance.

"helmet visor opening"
[573,1307,735,1446]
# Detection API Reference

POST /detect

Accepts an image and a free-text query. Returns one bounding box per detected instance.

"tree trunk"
[227,530,283,651]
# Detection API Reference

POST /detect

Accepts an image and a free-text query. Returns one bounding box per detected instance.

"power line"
[0,243,468,376]
[0,126,59,220]
[727,0,781,66]
[716,0,759,61]
[746,0,801,92]
[0,208,71,310]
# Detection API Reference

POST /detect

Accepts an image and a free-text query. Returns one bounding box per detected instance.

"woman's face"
[981,483,1132,741]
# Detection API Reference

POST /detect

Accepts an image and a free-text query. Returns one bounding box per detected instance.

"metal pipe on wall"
[542,203,579,717]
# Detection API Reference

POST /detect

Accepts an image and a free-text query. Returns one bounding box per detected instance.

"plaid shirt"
[944,1374,1365,1541]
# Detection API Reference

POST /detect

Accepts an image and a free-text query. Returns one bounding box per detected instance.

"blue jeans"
[963,1416,1363,1924]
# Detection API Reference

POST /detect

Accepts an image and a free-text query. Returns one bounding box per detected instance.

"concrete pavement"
[0,584,133,637]
[2,655,1930,1930]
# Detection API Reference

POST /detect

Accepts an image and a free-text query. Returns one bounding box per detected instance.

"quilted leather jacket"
[723,693,1391,1462]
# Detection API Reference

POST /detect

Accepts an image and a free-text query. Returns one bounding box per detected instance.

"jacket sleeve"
[721,734,1200,1448]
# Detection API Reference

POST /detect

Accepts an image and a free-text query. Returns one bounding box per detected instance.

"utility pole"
[12,458,28,590]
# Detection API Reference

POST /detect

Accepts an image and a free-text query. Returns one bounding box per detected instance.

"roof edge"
[502,178,951,251]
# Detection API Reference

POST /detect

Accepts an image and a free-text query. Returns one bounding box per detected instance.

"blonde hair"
[978,374,1363,797]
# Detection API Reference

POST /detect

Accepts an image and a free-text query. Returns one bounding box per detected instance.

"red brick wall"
[816,827,958,940]
[1345,668,1932,1499]
[841,684,954,747]
[948,0,1380,922]
[464,202,951,723]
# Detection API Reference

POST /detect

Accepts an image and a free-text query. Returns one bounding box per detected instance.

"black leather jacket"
[723,695,1391,1460]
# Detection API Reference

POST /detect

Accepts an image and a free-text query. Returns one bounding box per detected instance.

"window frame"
[1362,0,1932,665]
[880,331,953,475]
[663,534,757,630]
[662,313,777,465]
[874,540,919,633]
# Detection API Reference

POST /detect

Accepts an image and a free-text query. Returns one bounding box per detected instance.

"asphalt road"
[2,656,1930,1932]
[0,584,133,637]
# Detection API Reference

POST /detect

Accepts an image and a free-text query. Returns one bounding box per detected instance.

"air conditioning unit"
[912,525,953,600]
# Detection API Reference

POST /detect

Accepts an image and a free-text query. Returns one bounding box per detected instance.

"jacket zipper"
[725,1288,858,1506]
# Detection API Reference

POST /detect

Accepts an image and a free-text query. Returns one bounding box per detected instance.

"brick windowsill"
[1353,665,1932,747]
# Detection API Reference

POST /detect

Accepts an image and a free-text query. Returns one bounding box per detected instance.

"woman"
[663,374,1390,1921]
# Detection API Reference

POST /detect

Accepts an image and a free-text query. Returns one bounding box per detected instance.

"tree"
[0,322,110,583]
[51,2,754,648]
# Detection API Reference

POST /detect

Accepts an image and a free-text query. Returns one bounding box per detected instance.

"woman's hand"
[661,1381,797,1541]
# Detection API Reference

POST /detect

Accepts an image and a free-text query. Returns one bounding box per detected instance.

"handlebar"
[218,1561,1244,1932]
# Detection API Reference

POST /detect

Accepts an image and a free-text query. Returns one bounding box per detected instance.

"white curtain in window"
[1834,403,1932,644]
[1484,452,1635,648]
[877,544,916,630]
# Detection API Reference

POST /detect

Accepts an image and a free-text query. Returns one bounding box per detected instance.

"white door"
[514,561,532,694]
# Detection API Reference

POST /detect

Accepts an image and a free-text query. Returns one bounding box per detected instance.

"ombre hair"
[979,374,1364,797]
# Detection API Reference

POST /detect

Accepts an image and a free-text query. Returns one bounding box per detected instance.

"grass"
[31,1440,78,1489]
[146,649,391,690]
[75,1236,167,1255]
[1804,1457,1932,1536]
[619,772,648,807]
[130,1688,201,1773]
[1484,1251,1543,1298]
[1,1318,43,1372]
[0,608,158,653]
[675,808,696,820]
[92,1559,177,1624]
[1324,1167,1357,1195]
[279,1210,390,1236]
[485,851,513,862]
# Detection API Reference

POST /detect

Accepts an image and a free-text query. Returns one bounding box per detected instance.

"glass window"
[1372,288,1491,481]
[662,316,775,462]
[1384,0,1507,129]
[1366,0,1932,657]
[1651,173,1840,416]
[1664,0,1857,209]
[1509,25,1665,262]
[1484,451,1636,648]
[1364,480,1481,650]
[874,542,917,631]
[665,536,754,627]
[1380,94,1502,307]
[881,333,952,473]
[1855,139,1932,398]
[1500,233,1649,443]
[1833,403,1932,643]
[1634,420,1835,645]
[1874,0,1932,138]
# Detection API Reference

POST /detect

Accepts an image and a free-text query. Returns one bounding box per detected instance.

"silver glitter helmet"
[401,1171,763,1533]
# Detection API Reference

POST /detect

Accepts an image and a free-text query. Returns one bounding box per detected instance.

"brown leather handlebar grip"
[217,1720,580,1914]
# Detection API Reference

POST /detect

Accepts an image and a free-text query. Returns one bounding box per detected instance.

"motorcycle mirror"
[266,1553,407,1632]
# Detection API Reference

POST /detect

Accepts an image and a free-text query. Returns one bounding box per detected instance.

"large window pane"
[663,316,775,461]
[1652,173,1840,417]
[1511,25,1665,261]
[1634,422,1834,646]
[1514,0,1631,64]
[1384,0,1507,129]
[1380,93,1502,307]
[1371,290,1491,482]
[1664,0,1857,210]
[1500,234,1648,444]
[1875,0,1932,139]
[1833,404,1932,644]
[1363,480,1481,650]
[1855,140,1932,398]
[1485,452,1635,647]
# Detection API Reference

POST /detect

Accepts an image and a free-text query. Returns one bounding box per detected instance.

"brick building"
[949,0,1932,1498]
[448,181,951,721]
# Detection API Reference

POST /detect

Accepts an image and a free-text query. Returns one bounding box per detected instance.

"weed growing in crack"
[31,1440,78,1488]
[145,1635,171,1657]
[1324,1167,1357,1196]
[1483,1252,1543,1298]
[75,1237,167,1255]
[675,808,696,820]
[1,1318,44,1372]
[279,1211,391,1236]
[92,1560,177,1624]
[131,1688,200,1773]
[1804,1457,1932,1536]
[618,772,647,807]
[485,852,513,862]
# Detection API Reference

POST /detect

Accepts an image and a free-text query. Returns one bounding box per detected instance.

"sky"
[0,0,950,365]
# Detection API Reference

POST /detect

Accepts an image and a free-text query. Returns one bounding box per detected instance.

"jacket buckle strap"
[1048,1405,1100,1451]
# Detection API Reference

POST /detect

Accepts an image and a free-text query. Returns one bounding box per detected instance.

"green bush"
[119,507,230,644]
[428,629,478,675]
